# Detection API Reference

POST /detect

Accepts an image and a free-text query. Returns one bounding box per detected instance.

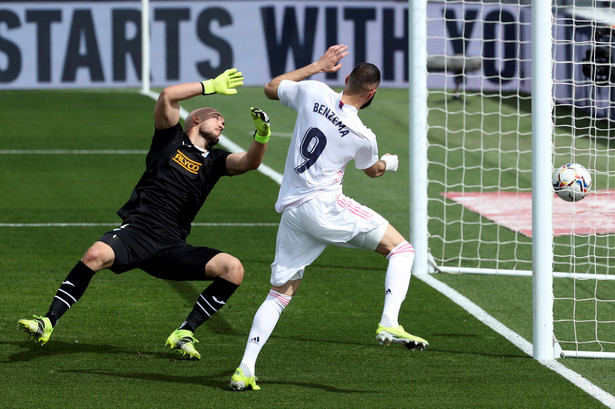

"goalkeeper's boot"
[230,368,261,391]
[165,329,201,360]
[17,315,53,345]
[376,324,429,351]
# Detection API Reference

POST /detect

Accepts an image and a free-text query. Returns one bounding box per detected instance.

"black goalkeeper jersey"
[117,123,231,240]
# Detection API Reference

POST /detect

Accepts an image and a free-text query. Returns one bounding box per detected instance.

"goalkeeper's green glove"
[201,68,244,95]
[251,107,271,144]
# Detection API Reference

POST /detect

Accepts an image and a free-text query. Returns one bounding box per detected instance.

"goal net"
[419,0,615,358]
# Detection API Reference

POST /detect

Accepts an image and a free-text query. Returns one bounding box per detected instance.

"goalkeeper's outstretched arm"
[155,69,244,130]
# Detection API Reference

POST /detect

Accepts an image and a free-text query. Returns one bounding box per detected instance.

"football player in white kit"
[231,44,428,391]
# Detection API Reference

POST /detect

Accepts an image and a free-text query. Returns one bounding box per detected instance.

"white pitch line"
[414,271,615,408]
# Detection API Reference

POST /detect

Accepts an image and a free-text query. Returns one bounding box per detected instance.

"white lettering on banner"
[0,3,143,87]
[0,1,528,94]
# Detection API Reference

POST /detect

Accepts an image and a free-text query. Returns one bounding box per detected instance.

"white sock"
[239,290,291,377]
[379,241,414,328]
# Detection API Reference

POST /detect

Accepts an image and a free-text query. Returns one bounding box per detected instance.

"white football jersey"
[275,79,379,212]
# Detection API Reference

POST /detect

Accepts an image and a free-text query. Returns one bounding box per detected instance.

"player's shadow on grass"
[267,334,370,348]
[261,334,528,360]
[264,380,380,394]
[55,369,379,393]
[3,340,176,363]
[56,368,220,387]
[427,346,527,359]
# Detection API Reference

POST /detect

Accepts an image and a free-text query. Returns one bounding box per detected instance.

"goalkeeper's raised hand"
[251,107,271,144]
[201,68,244,95]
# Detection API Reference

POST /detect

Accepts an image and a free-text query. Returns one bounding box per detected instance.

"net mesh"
[426,0,615,356]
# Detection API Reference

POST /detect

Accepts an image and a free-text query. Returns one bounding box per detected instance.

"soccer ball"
[552,163,592,202]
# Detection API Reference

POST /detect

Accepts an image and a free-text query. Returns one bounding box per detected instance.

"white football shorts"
[270,192,389,287]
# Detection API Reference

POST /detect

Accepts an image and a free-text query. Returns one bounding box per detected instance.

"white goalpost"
[410,0,615,359]
[141,0,150,95]
[531,0,555,360]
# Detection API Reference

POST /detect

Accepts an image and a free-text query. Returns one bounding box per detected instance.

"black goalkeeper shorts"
[97,223,222,281]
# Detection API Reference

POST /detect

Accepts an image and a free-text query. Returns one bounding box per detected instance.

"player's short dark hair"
[348,63,381,91]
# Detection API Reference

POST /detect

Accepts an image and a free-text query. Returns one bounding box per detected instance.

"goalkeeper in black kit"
[17,68,272,360]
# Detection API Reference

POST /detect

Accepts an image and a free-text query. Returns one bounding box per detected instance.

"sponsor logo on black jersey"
[170,149,202,178]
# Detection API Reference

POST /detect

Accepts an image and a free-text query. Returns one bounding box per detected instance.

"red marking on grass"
[442,190,615,237]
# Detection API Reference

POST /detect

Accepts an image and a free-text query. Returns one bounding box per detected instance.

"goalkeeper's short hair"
[184,107,221,130]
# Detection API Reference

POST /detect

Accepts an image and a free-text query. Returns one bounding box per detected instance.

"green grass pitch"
[0,89,612,408]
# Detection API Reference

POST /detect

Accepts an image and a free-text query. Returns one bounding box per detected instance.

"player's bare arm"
[155,82,202,130]
[264,44,349,100]
[364,153,399,178]
[226,140,267,175]
[364,160,387,178]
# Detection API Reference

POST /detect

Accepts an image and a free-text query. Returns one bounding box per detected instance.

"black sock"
[179,277,239,332]
[45,261,96,326]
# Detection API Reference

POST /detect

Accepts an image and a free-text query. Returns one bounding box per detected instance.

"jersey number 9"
[294,127,327,174]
